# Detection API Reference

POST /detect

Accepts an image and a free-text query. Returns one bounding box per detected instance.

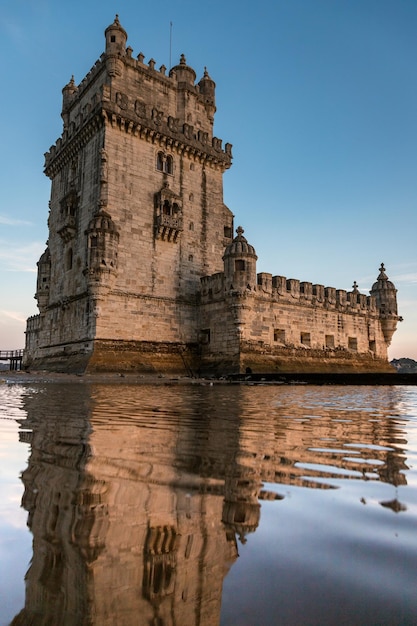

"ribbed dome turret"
[61,76,78,127]
[37,247,51,266]
[85,210,119,280]
[223,226,257,260]
[223,226,258,291]
[371,263,397,294]
[198,67,216,114]
[370,263,399,346]
[87,210,118,235]
[36,247,51,312]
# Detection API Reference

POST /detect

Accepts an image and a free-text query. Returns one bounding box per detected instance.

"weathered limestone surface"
[24,16,401,375]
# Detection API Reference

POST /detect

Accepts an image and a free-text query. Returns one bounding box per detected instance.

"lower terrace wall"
[243,294,388,359]
[239,343,395,374]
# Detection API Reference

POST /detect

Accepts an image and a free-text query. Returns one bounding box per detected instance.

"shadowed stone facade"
[24,16,400,374]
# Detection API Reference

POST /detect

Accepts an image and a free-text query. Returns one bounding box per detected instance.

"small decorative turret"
[198,67,216,121]
[223,226,258,291]
[35,247,51,313]
[61,76,77,128]
[104,15,128,77]
[84,210,119,289]
[169,54,196,85]
[370,263,400,345]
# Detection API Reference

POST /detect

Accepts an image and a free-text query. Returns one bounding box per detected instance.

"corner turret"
[61,76,77,128]
[198,67,216,122]
[84,210,119,291]
[35,247,51,313]
[105,15,128,76]
[223,226,258,291]
[370,263,401,345]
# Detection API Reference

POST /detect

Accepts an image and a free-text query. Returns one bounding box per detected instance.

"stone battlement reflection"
[12,384,408,625]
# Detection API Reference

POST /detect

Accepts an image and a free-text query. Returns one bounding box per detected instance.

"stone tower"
[24,16,401,375]
[25,15,234,372]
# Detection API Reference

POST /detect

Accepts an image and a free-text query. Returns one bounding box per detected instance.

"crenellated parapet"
[200,272,225,302]
[256,272,379,316]
[202,261,384,319]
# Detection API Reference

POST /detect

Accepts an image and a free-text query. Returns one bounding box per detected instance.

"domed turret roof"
[105,14,127,39]
[198,67,215,90]
[86,210,119,234]
[37,247,51,265]
[223,226,257,259]
[170,54,196,83]
[371,263,396,292]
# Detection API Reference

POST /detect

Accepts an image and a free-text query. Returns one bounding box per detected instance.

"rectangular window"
[325,335,335,349]
[274,329,285,343]
[348,337,358,351]
[224,226,232,238]
[301,332,311,346]
[369,340,376,352]
[235,260,245,271]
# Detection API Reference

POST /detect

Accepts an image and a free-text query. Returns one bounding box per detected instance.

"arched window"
[165,154,173,175]
[162,200,171,215]
[156,152,164,171]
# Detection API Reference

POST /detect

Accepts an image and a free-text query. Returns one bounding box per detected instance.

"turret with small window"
[222,226,258,291]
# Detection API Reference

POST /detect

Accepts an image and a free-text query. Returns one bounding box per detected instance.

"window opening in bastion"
[348,337,358,351]
[301,332,311,346]
[325,334,335,349]
[274,329,285,343]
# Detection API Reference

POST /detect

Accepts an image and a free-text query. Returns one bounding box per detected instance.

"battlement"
[201,270,377,315]
[258,272,377,313]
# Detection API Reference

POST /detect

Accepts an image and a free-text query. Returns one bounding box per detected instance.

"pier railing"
[0,350,24,371]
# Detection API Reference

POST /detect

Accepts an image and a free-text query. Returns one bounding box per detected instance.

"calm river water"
[0,380,416,625]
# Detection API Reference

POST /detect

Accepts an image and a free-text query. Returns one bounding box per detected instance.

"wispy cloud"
[0,310,27,324]
[393,272,417,285]
[0,240,44,272]
[0,215,32,227]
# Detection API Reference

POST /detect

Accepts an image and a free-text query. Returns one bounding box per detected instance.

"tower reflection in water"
[12,384,407,625]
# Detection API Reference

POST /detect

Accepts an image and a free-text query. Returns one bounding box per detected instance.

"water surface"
[1,381,416,625]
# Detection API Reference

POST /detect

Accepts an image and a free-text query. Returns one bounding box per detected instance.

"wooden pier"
[0,350,23,371]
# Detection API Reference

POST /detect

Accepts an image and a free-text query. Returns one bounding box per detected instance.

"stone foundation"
[24,339,200,376]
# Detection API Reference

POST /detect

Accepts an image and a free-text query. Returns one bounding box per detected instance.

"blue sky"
[0,0,416,359]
